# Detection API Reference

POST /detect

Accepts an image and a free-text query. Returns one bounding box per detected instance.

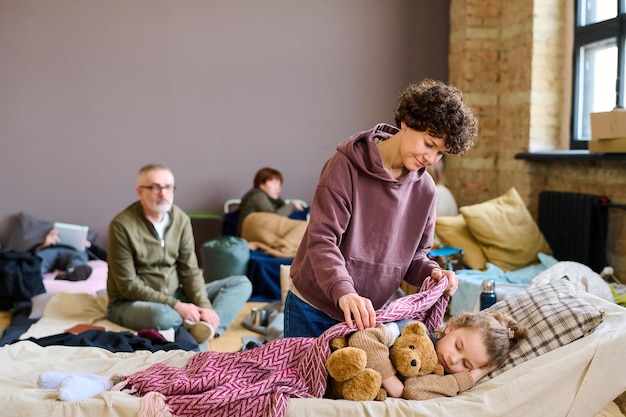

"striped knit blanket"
[125,277,449,417]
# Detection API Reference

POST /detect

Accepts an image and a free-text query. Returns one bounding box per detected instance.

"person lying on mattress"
[106,164,252,343]
[284,79,479,338]
[34,228,93,281]
[236,166,305,236]
[5,212,93,282]
[35,305,528,402]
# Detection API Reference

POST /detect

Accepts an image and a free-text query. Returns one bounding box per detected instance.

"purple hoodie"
[290,123,440,321]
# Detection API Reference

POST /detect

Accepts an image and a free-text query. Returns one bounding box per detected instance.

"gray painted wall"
[0,0,449,248]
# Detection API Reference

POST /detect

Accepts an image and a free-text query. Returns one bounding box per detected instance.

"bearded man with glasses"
[106,164,252,344]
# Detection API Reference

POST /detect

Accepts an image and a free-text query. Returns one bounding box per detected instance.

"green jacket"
[107,201,211,309]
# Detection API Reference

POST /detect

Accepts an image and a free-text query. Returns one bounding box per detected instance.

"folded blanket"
[241,212,307,258]
[124,277,449,417]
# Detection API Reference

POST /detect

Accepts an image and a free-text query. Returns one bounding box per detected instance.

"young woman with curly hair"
[285,79,479,338]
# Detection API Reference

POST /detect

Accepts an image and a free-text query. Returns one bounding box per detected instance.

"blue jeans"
[36,247,88,275]
[107,275,252,336]
[283,290,340,338]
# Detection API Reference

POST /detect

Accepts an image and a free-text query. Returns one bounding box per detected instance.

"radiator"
[537,191,610,273]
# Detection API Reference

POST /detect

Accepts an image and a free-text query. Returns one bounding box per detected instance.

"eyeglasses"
[139,184,176,194]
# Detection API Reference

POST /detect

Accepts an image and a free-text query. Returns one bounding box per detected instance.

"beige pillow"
[459,187,552,271]
[435,215,488,270]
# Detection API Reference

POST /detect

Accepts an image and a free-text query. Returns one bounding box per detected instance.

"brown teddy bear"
[325,321,443,401]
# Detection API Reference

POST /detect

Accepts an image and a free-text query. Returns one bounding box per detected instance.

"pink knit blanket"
[125,277,448,417]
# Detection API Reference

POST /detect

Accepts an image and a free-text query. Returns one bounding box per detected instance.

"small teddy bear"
[325,320,443,401]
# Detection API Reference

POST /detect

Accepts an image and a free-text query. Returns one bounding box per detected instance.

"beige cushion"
[459,187,552,271]
[435,215,488,270]
[483,277,605,381]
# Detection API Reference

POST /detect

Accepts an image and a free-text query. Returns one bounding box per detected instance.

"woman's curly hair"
[393,79,478,155]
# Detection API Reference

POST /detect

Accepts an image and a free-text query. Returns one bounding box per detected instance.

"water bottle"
[480,280,497,310]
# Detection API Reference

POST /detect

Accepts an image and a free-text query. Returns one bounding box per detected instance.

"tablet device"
[53,222,89,252]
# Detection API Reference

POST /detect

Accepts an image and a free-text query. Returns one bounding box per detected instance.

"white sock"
[37,371,94,389]
[57,374,113,401]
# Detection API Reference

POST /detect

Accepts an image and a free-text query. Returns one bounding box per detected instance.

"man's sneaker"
[183,320,215,343]
[55,265,93,282]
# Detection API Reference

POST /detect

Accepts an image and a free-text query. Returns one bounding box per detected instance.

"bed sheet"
[0,292,624,417]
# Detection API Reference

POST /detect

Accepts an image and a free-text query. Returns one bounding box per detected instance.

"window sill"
[515,150,626,162]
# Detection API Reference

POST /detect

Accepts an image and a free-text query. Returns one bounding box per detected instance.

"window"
[572,0,622,149]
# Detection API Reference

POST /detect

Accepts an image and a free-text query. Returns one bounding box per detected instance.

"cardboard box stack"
[589,109,626,153]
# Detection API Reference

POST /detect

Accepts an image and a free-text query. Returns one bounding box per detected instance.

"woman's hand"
[337,293,377,330]
[431,268,459,297]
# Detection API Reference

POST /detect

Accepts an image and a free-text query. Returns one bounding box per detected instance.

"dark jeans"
[283,290,341,338]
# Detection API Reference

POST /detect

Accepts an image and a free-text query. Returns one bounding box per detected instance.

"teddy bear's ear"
[403,321,428,336]
[329,336,348,351]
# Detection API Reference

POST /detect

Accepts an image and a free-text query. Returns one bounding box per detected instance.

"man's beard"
[149,199,173,214]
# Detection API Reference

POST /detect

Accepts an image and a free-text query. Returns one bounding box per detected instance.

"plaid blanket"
[125,277,449,417]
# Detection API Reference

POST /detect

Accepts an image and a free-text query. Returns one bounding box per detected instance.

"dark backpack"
[0,250,45,310]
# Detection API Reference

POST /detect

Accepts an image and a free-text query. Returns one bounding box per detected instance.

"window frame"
[571,0,626,150]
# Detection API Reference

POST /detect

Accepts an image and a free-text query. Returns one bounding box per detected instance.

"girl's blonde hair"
[434,310,529,369]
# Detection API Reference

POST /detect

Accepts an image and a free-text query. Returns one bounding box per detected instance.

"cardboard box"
[589,136,626,153]
[590,110,626,153]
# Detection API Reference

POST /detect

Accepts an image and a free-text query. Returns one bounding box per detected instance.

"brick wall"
[448,0,626,280]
